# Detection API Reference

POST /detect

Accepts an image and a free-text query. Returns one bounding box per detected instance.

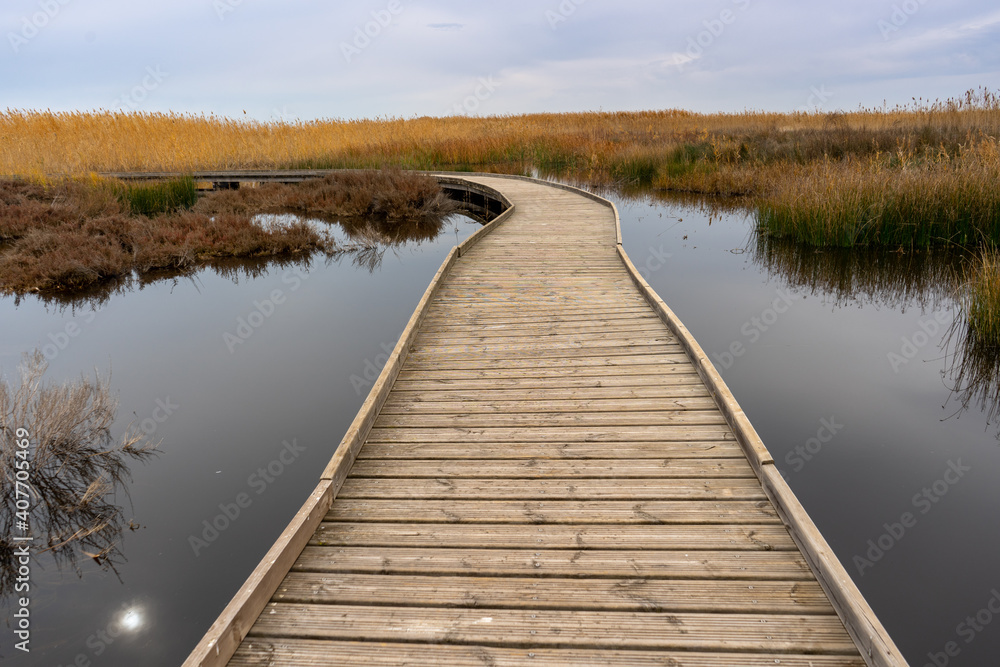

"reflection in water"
[751,233,969,310]
[317,211,451,273]
[0,351,156,599]
[947,316,1000,432]
[749,230,1000,431]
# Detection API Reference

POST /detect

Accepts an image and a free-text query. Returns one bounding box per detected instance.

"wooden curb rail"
[181,177,513,667]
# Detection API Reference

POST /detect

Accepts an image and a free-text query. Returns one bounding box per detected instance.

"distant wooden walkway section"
[184,174,907,666]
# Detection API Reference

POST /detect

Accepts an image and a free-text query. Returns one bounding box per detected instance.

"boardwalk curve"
[183,173,907,667]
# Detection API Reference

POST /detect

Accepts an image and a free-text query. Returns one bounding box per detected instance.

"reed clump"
[116,175,198,216]
[193,170,458,225]
[965,249,1000,348]
[0,170,456,294]
[756,137,1000,247]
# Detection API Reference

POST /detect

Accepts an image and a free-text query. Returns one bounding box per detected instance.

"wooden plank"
[410,337,674,352]
[247,604,859,654]
[364,425,735,443]
[273,572,831,613]
[292,546,817,580]
[309,523,797,551]
[337,477,767,501]
[372,411,728,429]
[384,384,714,400]
[327,499,780,524]
[403,351,689,366]
[402,352,688,369]
[420,308,654,324]
[417,321,668,336]
[358,442,744,460]
[231,639,868,667]
[395,364,701,380]
[389,375,710,391]
[412,330,678,348]
[378,396,721,414]
[348,458,753,479]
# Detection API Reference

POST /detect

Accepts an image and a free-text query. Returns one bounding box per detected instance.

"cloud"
[1,0,996,119]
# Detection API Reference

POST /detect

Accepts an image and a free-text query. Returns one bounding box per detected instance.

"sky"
[2,0,999,122]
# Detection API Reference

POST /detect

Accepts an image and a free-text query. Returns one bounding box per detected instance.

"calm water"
[0,214,482,666]
[614,190,1000,667]
[2,185,999,666]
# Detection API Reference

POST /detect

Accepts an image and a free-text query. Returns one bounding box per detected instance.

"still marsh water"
[615,189,1000,666]
[2,184,999,666]
[0,213,483,666]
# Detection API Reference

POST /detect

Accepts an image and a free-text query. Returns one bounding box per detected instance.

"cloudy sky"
[3,0,998,121]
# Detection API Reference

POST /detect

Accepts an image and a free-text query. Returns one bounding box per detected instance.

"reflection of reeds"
[944,249,1000,427]
[754,231,1000,427]
[752,232,969,309]
[0,351,156,596]
[947,330,1000,428]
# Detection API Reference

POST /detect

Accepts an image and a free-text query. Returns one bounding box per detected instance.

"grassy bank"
[0,170,456,294]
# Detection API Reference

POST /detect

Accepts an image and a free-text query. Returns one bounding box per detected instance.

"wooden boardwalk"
[185,174,906,666]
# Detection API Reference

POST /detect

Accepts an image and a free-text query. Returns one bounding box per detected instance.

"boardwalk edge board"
[613,208,907,666]
[175,171,908,667]
[183,176,514,667]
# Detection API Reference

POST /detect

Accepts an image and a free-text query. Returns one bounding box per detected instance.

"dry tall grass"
[965,249,1000,347]
[3,89,998,189]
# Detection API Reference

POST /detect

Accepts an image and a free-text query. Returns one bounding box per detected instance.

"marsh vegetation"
[0,170,458,295]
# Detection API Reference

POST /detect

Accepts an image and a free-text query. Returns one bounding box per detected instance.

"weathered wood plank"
[348,458,753,479]
[372,411,729,430]
[364,425,735,443]
[248,604,859,654]
[337,477,767,500]
[358,442,743,460]
[231,640,867,667]
[309,522,796,551]
[400,355,695,370]
[327,499,779,524]
[401,353,688,370]
[292,546,817,580]
[412,331,679,348]
[385,384,714,400]
[273,572,831,613]
[378,396,720,414]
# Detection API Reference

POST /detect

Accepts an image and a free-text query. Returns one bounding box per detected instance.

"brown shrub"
[0,170,454,294]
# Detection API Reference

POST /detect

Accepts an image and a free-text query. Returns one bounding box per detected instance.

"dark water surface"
[614,190,1000,667]
[2,185,1000,667]
[0,215,482,666]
